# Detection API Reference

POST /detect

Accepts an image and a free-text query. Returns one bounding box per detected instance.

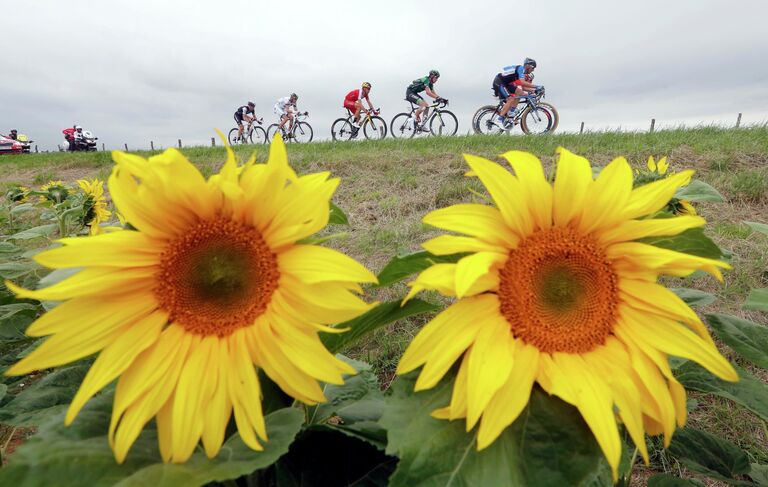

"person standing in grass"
[343,82,375,138]
[405,70,445,131]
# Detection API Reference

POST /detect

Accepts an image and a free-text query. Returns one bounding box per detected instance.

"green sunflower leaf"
[307,357,386,449]
[671,288,716,308]
[375,250,467,287]
[667,427,752,486]
[705,313,768,369]
[8,223,57,241]
[675,361,768,421]
[638,227,722,259]
[675,179,725,203]
[0,363,89,426]
[647,474,703,486]
[322,299,438,354]
[329,202,349,225]
[749,463,768,485]
[381,373,613,487]
[0,389,304,487]
[744,221,768,237]
[744,288,768,312]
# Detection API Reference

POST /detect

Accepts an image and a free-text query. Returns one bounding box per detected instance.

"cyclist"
[233,102,258,142]
[491,57,541,129]
[343,82,375,138]
[8,129,18,140]
[274,93,299,136]
[406,69,445,131]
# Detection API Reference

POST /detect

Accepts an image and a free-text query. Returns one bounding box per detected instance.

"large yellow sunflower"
[6,136,377,463]
[77,178,112,235]
[397,148,737,480]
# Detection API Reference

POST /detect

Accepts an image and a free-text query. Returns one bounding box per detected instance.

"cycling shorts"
[234,112,244,124]
[343,100,359,112]
[405,89,424,105]
[493,74,514,100]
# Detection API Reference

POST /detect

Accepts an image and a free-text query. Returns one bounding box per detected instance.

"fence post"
[150,141,155,151]
[736,113,742,128]
[579,122,584,134]
[124,143,128,151]
[178,139,182,149]
[649,118,656,133]
[211,137,215,147]
[34,145,38,153]
[102,143,105,152]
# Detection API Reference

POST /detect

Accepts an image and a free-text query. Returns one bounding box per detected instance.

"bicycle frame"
[345,108,380,127]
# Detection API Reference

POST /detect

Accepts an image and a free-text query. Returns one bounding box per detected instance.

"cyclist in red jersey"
[343,82,375,137]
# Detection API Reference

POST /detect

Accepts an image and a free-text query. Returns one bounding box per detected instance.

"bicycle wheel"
[251,126,268,144]
[228,128,242,145]
[331,118,354,141]
[293,122,313,143]
[363,116,388,140]
[390,113,416,139]
[538,102,560,133]
[266,124,281,142]
[429,110,458,136]
[472,105,497,134]
[475,108,507,135]
[520,106,554,135]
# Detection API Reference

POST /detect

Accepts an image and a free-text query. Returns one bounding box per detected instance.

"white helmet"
[74,125,83,131]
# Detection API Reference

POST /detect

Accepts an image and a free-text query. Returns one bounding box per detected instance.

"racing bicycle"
[266,112,314,143]
[228,118,267,145]
[390,99,458,139]
[331,108,387,141]
[473,88,559,135]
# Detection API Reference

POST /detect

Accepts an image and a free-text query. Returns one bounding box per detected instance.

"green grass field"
[2,126,767,484]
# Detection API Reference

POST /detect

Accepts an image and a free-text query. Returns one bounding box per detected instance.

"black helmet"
[429,69,440,77]
[248,101,255,107]
[10,129,17,134]
[290,93,298,99]
[524,57,537,67]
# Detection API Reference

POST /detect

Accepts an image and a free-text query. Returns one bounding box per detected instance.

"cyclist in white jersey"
[274,93,299,134]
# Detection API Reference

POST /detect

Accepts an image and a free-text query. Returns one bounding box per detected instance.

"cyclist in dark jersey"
[234,102,257,142]
[491,58,540,128]
[405,69,446,130]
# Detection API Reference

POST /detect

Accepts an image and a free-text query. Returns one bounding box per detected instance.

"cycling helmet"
[362,82,371,89]
[248,101,255,107]
[74,125,82,131]
[290,93,298,100]
[524,57,537,67]
[10,129,17,134]
[429,69,440,77]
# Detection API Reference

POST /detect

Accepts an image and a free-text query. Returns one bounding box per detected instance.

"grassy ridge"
[2,126,768,479]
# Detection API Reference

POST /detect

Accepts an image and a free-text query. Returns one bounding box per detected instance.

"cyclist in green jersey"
[405,69,446,131]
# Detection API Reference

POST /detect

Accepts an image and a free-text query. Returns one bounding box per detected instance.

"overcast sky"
[2,0,767,151]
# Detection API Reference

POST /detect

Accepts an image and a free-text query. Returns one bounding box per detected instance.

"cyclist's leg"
[510,85,527,112]
[235,113,244,138]
[415,99,428,123]
[405,90,423,121]
[498,85,514,116]
[353,100,363,124]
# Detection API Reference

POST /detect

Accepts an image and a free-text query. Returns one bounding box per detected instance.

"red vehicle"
[0,134,24,154]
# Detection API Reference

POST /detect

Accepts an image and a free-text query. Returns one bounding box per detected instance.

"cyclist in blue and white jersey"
[491,58,541,128]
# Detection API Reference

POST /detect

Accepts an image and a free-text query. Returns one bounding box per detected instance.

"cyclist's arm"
[424,86,439,99]
[365,97,375,111]
[516,80,537,91]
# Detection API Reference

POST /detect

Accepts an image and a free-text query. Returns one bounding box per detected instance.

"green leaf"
[675,361,768,421]
[0,261,40,279]
[706,313,768,369]
[10,202,36,215]
[376,251,467,287]
[321,299,437,354]
[745,221,768,237]
[749,463,768,485]
[329,202,349,225]
[0,388,304,487]
[0,364,89,426]
[675,179,725,203]
[744,288,768,312]
[638,228,722,259]
[381,373,611,487]
[0,242,22,254]
[667,427,752,485]
[307,357,386,449]
[0,302,39,320]
[647,474,702,486]
[8,223,57,240]
[0,312,35,341]
[671,288,716,308]
[0,383,7,401]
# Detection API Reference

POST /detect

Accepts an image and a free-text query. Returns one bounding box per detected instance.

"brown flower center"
[498,227,619,353]
[155,219,279,337]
